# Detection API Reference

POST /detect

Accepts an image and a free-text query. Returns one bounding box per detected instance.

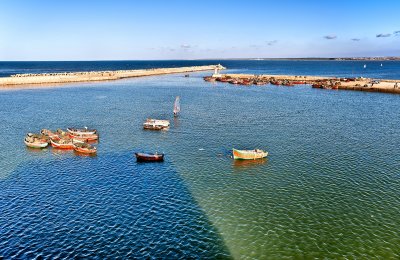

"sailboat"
[363,64,367,69]
[173,96,180,117]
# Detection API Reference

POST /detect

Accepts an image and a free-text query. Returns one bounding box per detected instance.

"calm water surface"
[1,62,400,258]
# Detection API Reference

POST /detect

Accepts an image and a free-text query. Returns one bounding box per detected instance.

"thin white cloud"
[351,38,361,41]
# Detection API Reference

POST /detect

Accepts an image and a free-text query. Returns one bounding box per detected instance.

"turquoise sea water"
[1,61,400,258]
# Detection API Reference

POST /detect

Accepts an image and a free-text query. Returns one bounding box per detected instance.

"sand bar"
[0,65,225,87]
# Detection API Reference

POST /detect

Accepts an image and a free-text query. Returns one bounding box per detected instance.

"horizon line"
[1,56,400,62]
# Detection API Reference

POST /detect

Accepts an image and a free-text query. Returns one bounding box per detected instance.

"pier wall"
[0,65,225,86]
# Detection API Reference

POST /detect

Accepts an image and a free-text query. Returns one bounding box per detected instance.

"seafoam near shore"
[0,65,224,86]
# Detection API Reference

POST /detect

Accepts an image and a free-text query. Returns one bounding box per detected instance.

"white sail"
[173,96,180,116]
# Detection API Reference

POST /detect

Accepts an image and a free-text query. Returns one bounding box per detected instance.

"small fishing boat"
[312,84,322,88]
[143,119,170,130]
[255,81,267,85]
[24,134,49,148]
[232,148,268,160]
[292,81,306,84]
[283,83,294,87]
[41,129,60,140]
[68,132,99,142]
[270,81,281,85]
[203,76,216,82]
[218,77,233,83]
[50,138,80,149]
[240,80,252,86]
[73,142,97,154]
[135,152,164,162]
[67,127,97,136]
[173,96,180,117]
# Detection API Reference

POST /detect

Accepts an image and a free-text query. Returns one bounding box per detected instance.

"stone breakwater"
[0,65,225,86]
[205,73,400,94]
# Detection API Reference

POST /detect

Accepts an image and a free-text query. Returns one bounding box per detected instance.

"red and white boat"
[73,142,97,154]
[68,133,99,142]
[50,138,78,149]
[67,127,97,136]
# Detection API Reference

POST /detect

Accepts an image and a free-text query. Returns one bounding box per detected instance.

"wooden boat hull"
[74,147,97,154]
[135,152,164,162]
[50,139,74,149]
[24,139,48,149]
[67,128,97,135]
[143,119,170,130]
[73,143,97,154]
[68,133,98,141]
[232,148,268,160]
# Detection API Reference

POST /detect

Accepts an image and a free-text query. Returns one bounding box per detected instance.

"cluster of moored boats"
[24,95,269,162]
[24,127,98,154]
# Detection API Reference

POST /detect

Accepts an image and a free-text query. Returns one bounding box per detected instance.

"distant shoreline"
[195,57,400,61]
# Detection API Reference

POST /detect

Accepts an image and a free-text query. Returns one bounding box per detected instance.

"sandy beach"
[0,65,225,87]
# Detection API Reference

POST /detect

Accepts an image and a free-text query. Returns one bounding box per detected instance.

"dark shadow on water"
[0,151,232,259]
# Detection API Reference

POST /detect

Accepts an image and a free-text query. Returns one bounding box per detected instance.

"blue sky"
[0,0,399,60]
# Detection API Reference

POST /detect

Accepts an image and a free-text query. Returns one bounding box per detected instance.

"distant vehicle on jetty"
[232,148,268,160]
[135,152,164,162]
[143,119,170,130]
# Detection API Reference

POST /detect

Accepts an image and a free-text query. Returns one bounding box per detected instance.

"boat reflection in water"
[51,148,72,156]
[26,146,48,153]
[232,157,268,169]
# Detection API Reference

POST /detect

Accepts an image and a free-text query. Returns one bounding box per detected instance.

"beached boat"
[232,148,268,160]
[135,152,164,162]
[218,77,233,83]
[292,81,306,84]
[24,134,49,148]
[143,119,170,130]
[173,96,180,117]
[73,142,97,154]
[67,127,97,136]
[203,76,216,82]
[312,84,322,88]
[255,81,267,85]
